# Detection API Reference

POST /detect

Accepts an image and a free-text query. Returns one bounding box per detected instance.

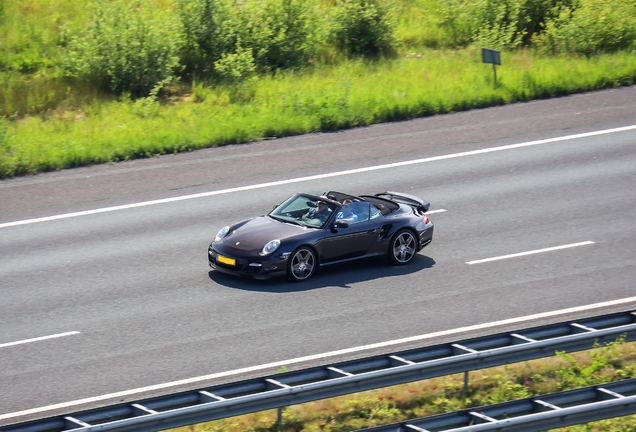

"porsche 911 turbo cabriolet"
[208,191,434,282]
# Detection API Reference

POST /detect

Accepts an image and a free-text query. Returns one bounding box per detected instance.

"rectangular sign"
[482,48,501,65]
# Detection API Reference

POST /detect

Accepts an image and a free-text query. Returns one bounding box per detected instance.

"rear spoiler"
[375,191,430,213]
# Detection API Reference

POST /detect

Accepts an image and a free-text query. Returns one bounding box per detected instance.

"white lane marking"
[0,331,80,349]
[466,241,595,265]
[2,295,636,421]
[2,125,635,230]
[426,209,446,214]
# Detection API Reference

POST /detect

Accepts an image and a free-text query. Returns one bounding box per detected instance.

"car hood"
[219,216,306,254]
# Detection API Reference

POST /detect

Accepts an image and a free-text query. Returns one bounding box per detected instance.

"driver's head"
[342,199,353,215]
[316,201,328,211]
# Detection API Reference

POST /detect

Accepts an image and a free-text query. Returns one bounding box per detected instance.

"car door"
[320,202,380,262]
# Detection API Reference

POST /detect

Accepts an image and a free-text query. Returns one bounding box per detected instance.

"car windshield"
[269,194,336,228]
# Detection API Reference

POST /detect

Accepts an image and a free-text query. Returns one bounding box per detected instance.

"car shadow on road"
[207,255,436,292]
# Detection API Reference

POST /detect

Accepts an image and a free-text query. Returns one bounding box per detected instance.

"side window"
[352,202,370,222]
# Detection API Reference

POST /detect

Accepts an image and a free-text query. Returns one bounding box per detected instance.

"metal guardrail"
[2,310,635,432]
[358,378,636,432]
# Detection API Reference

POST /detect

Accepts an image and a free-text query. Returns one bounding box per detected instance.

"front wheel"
[389,230,418,265]
[287,247,317,282]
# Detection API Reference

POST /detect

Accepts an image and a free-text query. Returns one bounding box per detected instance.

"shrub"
[516,0,574,46]
[224,0,320,72]
[437,0,478,47]
[176,0,232,76]
[439,0,573,49]
[534,0,636,55]
[213,45,256,84]
[64,0,183,97]
[328,0,397,57]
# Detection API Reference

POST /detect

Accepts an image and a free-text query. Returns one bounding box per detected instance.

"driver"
[304,201,332,222]
[336,199,359,223]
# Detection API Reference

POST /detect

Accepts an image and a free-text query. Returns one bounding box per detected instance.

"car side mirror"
[333,220,349,229]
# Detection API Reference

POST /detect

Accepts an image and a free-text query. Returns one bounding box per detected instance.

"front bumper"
[208,244,289,280]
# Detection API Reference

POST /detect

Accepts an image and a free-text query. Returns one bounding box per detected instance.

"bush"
[472,0,527,49]
[328,0,397,57]
[224,0,320,72]
[534,0,636,55]
[213,45,256,84]
[178,0,319,77]
[439,0,572,49]
[516,0,574,46]
[437,0,478,47]
[176,0,233,76]
[64,0,183,97]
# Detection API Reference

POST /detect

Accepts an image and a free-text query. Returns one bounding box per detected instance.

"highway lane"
[1,87,636,422]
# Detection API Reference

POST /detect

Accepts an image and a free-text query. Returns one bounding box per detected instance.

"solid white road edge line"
[465,241,595,265]
[0,331,80,349]
[2,295,636,421]
[2,124,635,229]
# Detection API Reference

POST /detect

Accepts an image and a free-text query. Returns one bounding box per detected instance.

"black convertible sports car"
[208,191,434,281]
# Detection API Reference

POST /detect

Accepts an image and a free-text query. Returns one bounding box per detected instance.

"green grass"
[169,340,636,431]
[1,0,636,179]
[2,48,636,179]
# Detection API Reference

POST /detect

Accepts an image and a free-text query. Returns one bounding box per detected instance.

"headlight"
[214,226,230,242]
[261,240,281,256]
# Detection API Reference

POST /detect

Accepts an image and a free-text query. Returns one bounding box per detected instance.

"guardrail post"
[277,406,283,431]
[463,371,469,395]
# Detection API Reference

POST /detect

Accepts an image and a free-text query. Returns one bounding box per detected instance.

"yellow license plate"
[217,255,236,266]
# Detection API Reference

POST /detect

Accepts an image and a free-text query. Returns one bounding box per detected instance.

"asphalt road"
[1,86,636,423]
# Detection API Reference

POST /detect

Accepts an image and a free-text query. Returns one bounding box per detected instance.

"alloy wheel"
[390,230,417,265]
[288,247,316,281]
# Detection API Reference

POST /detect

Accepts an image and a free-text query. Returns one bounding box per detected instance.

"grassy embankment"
[2,50,636,180]
[170,340,636,432]
[1,0,636,179]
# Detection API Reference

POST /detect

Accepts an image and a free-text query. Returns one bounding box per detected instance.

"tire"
[287,247,317,282]
[389,229,418,265]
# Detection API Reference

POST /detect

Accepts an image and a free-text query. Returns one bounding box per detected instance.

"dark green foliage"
[466,0,636,54]
[250,0,319,70]
[225,0,320,72]
[516,0,573,46]
[176,0,231,76]
[328,0,397,57]
[439,0,574,49]
[64,0,182,96]
[176,0,319,78]
[534,0,636,56]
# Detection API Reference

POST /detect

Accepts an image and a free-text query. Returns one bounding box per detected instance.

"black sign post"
[481,48,501,84]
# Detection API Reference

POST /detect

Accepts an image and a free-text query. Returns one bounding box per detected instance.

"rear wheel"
[389,230,418,265]
[287,247,317,281]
